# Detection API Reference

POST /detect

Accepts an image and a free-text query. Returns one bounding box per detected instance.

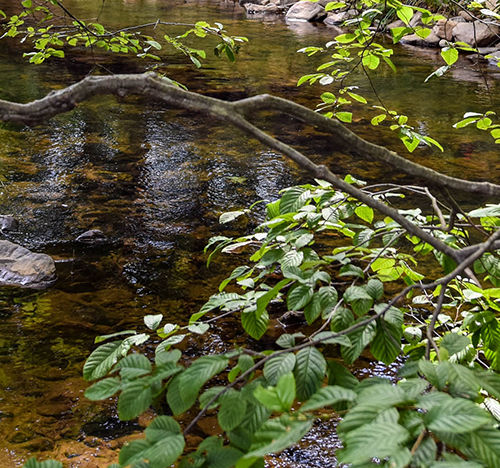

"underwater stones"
[75,229,108,245]
[0,240,56,289]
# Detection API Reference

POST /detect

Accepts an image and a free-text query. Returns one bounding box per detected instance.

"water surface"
[0,0,498,465]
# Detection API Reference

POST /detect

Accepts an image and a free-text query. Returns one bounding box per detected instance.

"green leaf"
[370,319,402,365]
[219,391,247,431]
[242,310,269,340]
[335,111,353,123]
[301,385,357,411]
[344,286,373,316]
[256,278,291,318]
[304,293,322,325]
[83,341,123,381]
[119,416,184,467]
[342,322,377,364]
[441,47,459,66]
[397,5,414,25]
[118,353,152,380]
[188,323,210,335]
[362,54,380,70]
[23,459,62,468]
[287,284,313,311]
[425,398,492,433]
[144,314,163,330]
[240,414,313,460]
[294,347,327,400]
[470,426,500,467]
[84,377,121,400]
[167,356,228,415]
[254,373,296,412]
[366,278,384,300]
[440,333,471,357]
[264,353,296,386]
[118,380,153,420]
[338,421,409,464]
[355,205,374,223]
[21,0,32,8]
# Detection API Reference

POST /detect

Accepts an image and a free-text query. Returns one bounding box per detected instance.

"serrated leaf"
[366,278,384,300]
[242,310,269,340]
[425,398,492,433]
[23,459,63,468]
[344,286,373,316]
[370,320,402,365]
[294,347,327,400]
[219,392,247,431]
[84,377,121,400]
[118,381,153,420]
[83,341,123,381]
[119,353,152,380]
[301,385,357,411]
[167,356,228,415]
[342,322,377,364]
[241,414,313,460]
[440,333,471,356]
[264,353,296,386]
[287,284,313,311]
[338,421,409,464]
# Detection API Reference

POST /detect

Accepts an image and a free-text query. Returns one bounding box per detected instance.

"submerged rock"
[0,240,56,289]
[75,229,108,245]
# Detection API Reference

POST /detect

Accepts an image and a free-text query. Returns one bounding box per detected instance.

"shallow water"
[0,0,499,465]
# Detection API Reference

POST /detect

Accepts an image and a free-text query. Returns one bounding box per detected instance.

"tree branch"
[0,72,498,264]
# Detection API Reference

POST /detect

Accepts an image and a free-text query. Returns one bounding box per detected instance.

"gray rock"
[386,18,405,30]
[458,10,476,22]
[432,19,457,41]
[75,229,108,245]
[453,21,500,47]
[0,240,56,289]
[244,2,281,13]
[0,215,18,232]
[285,1,326,22]
[400,31,441,47]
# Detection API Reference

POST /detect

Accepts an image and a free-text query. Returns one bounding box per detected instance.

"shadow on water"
[0,0,499,465]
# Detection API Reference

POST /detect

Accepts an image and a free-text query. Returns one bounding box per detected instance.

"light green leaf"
[144,314,163,330]
[441,47,459,66]
[355,205,374,223]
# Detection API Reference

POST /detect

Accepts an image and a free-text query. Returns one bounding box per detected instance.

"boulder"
[0,215,18,232]
[433,19,457,41]
[453,21,500,47]
[458,10,476,22]
[76,229,108,245]
[244,2,281,13]
[386,18,405,31]
[286,1,326,22]
[0,240,56,289]
[400,31,441,47]
[324,9,357,24]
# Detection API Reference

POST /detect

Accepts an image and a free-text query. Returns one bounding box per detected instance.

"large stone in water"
[0,240,56,289]
[285,1,326,22]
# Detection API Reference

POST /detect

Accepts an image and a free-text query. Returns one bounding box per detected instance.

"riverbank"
[235,0,500,66]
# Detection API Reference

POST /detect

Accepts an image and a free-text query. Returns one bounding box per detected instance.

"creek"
[0,0,499,466]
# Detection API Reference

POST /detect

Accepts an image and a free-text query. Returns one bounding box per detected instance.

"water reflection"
[0,0,498,465]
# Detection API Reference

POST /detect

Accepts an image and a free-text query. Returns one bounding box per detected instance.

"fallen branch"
[0,72,498,263]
